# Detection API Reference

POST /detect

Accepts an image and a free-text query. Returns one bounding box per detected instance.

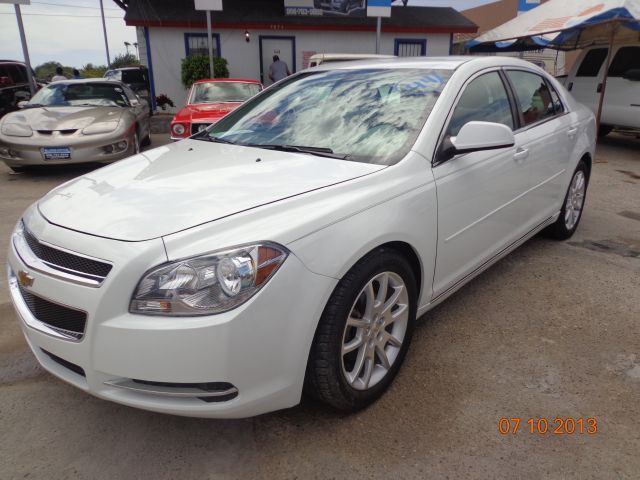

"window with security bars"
[185,33,220,57]
[395,39,426,57]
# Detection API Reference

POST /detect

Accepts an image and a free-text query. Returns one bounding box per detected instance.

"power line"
[0,12,122,18]
[31,1,121,10]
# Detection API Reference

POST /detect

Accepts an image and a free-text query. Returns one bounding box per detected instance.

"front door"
[432,70,530,297]
[568,47,608,115]
[260,36,296,86]
[602,45,640,128]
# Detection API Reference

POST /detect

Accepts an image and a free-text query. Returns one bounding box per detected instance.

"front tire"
[305,248,417,411]
[544,161,588,240]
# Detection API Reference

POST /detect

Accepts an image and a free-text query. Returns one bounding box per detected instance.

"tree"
[34,61,73,80]
[82,63,108,78]
[110,53,139,69]
[181,56,229,89]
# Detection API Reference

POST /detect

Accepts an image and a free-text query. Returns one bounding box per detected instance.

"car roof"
[106,66,147,71]
[311,55,545,72]
[47,78,128,87]
[192,78,261,85]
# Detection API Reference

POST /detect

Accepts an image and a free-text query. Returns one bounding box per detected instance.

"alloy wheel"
[341,271,409,391]
[564,170,585,230]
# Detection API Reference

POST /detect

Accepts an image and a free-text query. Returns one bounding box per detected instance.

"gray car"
[0,79,150,172]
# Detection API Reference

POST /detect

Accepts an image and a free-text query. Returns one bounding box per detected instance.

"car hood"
[37,139,385,241]
[2,106,123,130]
[177,102,242,123]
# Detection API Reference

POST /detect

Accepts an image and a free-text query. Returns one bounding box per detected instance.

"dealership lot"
[0,133,638,478]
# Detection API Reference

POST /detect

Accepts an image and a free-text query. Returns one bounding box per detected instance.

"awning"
[467,0,640,51]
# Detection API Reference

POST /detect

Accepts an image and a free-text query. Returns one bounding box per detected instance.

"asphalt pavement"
[0,133,638,479]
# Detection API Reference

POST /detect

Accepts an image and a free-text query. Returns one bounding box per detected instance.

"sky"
[0,0,497,69]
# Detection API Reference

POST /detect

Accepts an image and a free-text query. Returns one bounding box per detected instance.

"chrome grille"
[23,228,112,281]
[18,284,87,340]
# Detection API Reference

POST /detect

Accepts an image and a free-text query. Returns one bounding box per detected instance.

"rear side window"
[506,70,556,127]
[122,70,147,84]
[576,48,607,77]
[608,47,640,77]
[446,71,514,137]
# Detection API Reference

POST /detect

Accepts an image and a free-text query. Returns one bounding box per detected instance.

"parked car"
[104,66,152,114]
[564,43,640,135]
[7,57,595,418]
[0,60,38,119]
[169,78,262,140]
[308,53,395,67]
[0,79,150,172]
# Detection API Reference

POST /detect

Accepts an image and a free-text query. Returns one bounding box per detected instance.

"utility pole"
[99,0,111,67]
[13,2,36,96]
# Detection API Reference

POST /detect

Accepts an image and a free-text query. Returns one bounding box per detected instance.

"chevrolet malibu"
[0,79,150,172]
[7,57,595,418]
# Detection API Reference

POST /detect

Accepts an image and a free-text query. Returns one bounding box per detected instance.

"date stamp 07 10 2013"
[498,417,598,435]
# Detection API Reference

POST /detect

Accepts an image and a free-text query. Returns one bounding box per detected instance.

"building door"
[260,36,296,85]
[394,39,426,57]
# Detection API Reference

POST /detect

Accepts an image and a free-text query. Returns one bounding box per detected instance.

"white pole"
[14,4,35,96]
[99,0,111,67]
[206,10,214,77]
[375,16,381,54]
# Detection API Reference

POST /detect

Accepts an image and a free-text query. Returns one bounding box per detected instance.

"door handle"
[567,127,579,137]
[514,148,529,163]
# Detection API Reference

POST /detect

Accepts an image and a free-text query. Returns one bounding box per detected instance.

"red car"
[170,78,262,140]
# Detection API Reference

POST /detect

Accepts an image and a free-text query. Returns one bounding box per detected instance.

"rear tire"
[544,160,588,240]
[305,248,417,411]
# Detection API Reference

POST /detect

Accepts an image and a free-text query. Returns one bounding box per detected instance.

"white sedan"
[7,57,596,418]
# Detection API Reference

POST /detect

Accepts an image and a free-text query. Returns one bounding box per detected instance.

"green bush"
[110,53,140,69]
[181,56,229,89]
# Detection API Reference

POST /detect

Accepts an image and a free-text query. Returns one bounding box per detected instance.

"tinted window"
[446,72,513,137]
[506,71,556,126]
[576,48,607,77]
[122,69,147,84]
[608,47,640,77]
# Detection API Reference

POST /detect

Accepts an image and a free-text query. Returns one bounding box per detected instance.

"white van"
[308,53,396,68]
[564,44,640,135]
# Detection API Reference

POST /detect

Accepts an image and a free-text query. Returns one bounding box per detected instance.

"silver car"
[0,79,150,172]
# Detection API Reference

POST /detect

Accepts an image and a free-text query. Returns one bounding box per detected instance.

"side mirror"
[451,121,515,155]
[622,69,640,81]
[17,101,29,109]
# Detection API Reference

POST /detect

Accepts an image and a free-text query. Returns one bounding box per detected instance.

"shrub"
[110,53,140,69]
[181,55,229,89]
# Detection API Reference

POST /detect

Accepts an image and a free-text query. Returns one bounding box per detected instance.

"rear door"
[505,69,573,227]
[602,45,640,129]
[432,70,531,297]
[567,47,608,114]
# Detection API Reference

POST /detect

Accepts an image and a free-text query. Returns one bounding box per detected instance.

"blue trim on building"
[394,38,427,56]
[143,27,156,111]
[183,32,222,58]
[258,35,296,84]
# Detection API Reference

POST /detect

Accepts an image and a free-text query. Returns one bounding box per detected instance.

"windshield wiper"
[247,144,351,160]
[193,133,236,145]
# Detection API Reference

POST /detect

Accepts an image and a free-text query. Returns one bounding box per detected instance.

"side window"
[608,46,640,77]
[506,71,555,127]
[576,48,608,77]
[446,72,514,137]
[546,80,564,114]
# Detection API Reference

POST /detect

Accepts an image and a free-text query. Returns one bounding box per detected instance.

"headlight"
[1,123,32,137]
[130,243,288,316]
[82,121,119,135]
[171,123,185,136]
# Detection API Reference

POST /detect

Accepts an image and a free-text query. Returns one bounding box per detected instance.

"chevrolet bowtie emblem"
[18,270,34,288]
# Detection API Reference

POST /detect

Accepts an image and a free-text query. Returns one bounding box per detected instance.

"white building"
[122,0,477,112]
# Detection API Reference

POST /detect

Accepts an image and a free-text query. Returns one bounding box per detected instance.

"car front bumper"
[0,127,137,168]
[7,209,336,418]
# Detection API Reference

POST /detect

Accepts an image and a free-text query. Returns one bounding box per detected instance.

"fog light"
[102,140,128,154]
[0,147,10,157]
[172,123,185,136]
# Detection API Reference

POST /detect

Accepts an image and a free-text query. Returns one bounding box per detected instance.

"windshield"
[29,83,130,107]
[190,82,261,104]
[206,68,452,165]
